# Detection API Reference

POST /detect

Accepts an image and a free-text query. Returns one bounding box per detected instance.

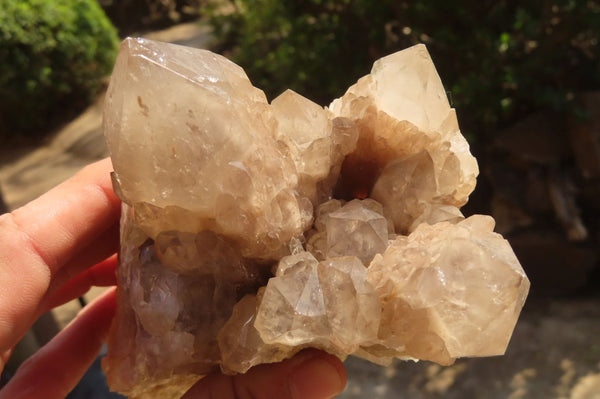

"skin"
[0,158,347,399]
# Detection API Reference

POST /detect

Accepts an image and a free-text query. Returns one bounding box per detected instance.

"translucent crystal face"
[103,38,529,399]
[325,200,389,264]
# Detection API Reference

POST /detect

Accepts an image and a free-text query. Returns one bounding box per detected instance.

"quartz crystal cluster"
[103,38,530,399]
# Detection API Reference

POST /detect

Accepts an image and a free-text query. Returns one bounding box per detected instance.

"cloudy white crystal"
[103,38,529,399]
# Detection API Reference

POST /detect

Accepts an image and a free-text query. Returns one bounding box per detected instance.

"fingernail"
[289,354,346,399]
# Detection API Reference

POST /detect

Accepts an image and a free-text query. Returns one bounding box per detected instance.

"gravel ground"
[341,298,600,399]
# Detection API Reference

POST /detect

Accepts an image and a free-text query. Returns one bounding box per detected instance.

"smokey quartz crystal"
[102,38,530,398]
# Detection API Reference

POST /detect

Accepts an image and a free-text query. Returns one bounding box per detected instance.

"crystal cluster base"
[102,38,530,399]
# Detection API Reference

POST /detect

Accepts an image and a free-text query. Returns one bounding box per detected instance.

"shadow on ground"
[341,298,600,399]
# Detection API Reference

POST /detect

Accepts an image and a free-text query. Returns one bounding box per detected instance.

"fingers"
[0,288,116,399]
[7,158,120,275]
[44,254,118,310]
[48,223,119,293]
[0,348,13,376]
[182,349,347,399]
[0,158,120,352]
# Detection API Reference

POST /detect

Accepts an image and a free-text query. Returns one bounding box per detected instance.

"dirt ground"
[1,21,599,399]
[342,298,600,399]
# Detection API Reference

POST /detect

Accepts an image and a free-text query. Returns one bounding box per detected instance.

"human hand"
[0,158,121,398]
[183,349,347,399]
[0,158,347,399]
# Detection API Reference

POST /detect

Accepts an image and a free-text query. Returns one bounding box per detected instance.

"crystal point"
[325,199,389,264]
[366,216,529,363]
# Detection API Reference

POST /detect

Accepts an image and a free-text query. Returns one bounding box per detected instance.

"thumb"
[182,349,347,399]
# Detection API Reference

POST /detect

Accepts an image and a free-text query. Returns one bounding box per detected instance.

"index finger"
[0,158,121,352]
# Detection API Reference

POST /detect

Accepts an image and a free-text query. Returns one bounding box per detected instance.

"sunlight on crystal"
[102,38,529,399]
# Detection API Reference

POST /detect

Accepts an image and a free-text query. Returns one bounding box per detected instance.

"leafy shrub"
[100,0,204,36]
[209,0,600,138]
[0,0,119,135]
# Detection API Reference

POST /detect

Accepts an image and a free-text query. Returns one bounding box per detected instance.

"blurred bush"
[100,0,204,36]
[209,0,600,138]
[0,0,119,136]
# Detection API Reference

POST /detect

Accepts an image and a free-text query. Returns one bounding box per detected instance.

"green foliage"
[209,0,600,137]
[0,0,119,135]
[101,0,205,36]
